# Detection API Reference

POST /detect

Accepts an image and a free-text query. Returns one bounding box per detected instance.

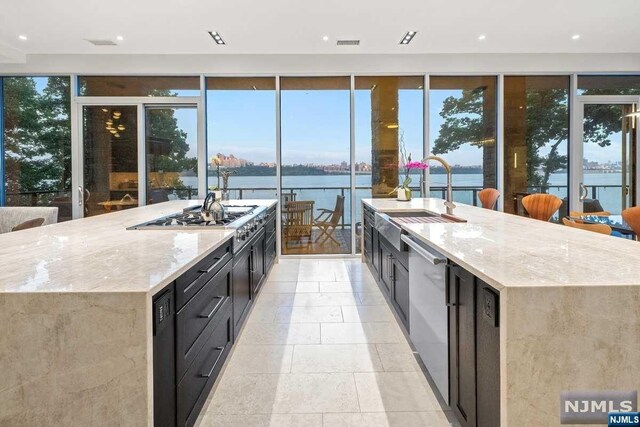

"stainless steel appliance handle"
[401,235,447,265]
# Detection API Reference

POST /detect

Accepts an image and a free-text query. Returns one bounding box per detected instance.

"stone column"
[371,77,399,198]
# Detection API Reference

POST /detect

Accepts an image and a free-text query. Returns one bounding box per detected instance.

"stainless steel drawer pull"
[198,296,224,319]
[198,257,222,274]
[199,347,225,378]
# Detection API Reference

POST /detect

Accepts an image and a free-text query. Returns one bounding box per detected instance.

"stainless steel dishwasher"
[401,234,449,404]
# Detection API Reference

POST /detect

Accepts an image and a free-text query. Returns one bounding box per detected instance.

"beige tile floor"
[197,258,459,427]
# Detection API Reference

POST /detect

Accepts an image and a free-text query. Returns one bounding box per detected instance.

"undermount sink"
[384,210,467,224]
[374,209,466,251]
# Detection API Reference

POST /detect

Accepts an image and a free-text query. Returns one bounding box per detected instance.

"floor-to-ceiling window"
[145,106,198,203]
[354,76,424,252]
[2,76,72,220]
[504,76,570,217]
[206,77,276,199]
[280,77,351,255]
[429,76,497,206]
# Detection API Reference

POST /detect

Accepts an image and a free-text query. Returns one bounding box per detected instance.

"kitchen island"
[362,198,640,427]
[0,200,277,427]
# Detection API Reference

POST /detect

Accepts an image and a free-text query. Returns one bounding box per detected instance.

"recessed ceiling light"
[18,35,28,41]
[478,34,486,41]
[399,31,417,45]
[571,34,580,40]
[208,31,226,45]
[116,35,124,41]
[322,35,329,42]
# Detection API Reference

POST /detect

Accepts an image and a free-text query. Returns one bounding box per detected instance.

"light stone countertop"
[0,199,276,295]
[363,198,640,290]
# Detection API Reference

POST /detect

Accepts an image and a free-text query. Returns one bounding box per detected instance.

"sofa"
[0,207,59,234]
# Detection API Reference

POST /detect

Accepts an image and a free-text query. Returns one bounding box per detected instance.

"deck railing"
[5,184,629,219]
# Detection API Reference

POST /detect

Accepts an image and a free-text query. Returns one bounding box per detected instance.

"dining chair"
[314,195,345,245]
[478,188,500,210]
[562,217,612,235]
[621,206,640,238]
[521,194,562,221]
[569,210,611,218]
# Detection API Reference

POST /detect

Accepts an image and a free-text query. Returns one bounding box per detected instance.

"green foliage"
[147,104,196,177]
[432,85,622,188]
[3,77,72,200]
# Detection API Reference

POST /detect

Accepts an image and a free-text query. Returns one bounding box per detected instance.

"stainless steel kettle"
[201,192,225,222]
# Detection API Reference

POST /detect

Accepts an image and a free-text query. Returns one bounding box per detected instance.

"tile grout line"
[352,372,362,413]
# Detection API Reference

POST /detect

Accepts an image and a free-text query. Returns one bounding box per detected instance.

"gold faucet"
[422,155,456,215]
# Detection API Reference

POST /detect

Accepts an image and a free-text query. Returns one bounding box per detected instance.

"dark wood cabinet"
[476,280,501,427]
[379,240,393,295]
[153,204,277,427]
[391,258,409,329]
[448,265,500,427]
[372,229,380,274]
[176,261,232,381]
[232,245,252,334]
[251,231,266,295]
[376,234,410,330]
[448,265,477,427]
[153,286,177,427]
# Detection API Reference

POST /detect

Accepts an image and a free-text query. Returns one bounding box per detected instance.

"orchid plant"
[391,134,428,199]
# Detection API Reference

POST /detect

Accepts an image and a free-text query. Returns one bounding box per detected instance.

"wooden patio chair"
[282,200,314,248]
[314,195,345,245]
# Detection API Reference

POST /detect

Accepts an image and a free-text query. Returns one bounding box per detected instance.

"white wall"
[1,53,639,75]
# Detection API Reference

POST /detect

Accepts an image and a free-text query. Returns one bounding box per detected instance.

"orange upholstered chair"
[622,206,640,238]
[521,194,562,222]
[562,217,612,235]
[478,188,500,210]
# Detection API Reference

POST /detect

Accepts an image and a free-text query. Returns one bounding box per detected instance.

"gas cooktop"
[127,205,260,230]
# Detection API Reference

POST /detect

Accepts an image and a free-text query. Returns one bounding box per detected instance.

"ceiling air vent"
[85,39,118,46]
[336,39,360,46]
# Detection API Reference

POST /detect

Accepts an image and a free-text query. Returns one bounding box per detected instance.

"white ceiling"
[1,0,639,55]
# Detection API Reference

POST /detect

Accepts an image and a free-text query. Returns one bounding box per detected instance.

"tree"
[3,77,71,205]
[432,84,622,189]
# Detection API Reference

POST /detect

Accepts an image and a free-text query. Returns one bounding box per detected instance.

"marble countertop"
[0,200,276,295]
[363,198,640,290]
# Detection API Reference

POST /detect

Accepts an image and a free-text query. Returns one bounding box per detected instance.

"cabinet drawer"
[176,241,232,308]
[176,260,232,380]
[177,305,232,427]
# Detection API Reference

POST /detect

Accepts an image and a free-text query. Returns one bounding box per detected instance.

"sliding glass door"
[77,102,201,217]
[280,77,351,255]
[81,105,139,217]
[576,98,639,215]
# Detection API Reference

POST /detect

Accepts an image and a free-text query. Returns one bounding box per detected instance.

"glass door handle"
[579,183,588,201]
[78,186,83,206]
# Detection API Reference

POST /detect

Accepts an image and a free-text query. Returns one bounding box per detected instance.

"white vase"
[397,188,411,201]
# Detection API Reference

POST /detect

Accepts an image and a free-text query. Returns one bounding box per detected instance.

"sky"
[205,87,486,167]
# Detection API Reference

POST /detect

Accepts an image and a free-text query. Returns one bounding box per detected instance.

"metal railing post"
[341,188,345,230]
